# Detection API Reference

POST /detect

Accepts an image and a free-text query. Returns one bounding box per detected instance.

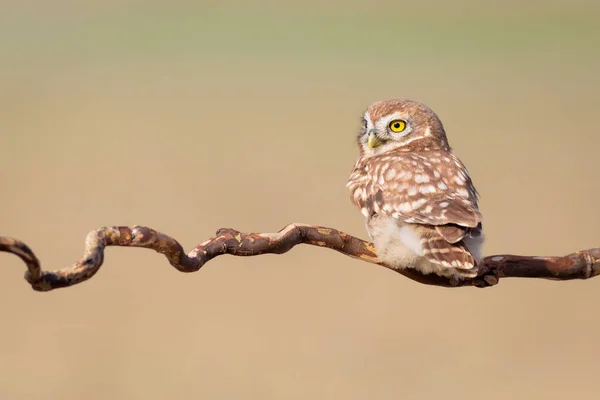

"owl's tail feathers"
[420,236,478,278]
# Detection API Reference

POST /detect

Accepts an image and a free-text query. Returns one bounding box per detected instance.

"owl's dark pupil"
[394,123,400,128]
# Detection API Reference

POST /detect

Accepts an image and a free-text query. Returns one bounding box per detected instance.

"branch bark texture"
[1,224,599,291]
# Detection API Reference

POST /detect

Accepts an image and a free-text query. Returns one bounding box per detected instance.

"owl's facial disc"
[361,111,414,155]
[359,99,451,156]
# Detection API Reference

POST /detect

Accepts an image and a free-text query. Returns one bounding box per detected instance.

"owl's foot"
[472,273,499,288]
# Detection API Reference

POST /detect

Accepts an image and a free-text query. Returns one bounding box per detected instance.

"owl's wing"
[347,152,482,243]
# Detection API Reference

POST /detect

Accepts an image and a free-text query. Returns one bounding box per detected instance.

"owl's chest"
[366,215,424,267]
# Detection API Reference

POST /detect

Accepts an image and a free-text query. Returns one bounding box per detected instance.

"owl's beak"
[367,132,382,150]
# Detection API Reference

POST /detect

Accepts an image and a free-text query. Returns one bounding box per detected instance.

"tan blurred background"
[1,1,600,399]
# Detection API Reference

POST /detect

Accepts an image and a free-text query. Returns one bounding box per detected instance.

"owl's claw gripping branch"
[1,225,599,292]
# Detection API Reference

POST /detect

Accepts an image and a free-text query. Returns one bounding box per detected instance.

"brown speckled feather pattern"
[347,99,483,276]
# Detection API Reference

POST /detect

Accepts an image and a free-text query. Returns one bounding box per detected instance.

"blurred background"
[1,0,599,399]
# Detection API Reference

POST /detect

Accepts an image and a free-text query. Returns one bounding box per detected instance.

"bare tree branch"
[1,224,599,291]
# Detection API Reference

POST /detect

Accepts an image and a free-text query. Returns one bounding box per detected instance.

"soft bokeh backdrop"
[2,1,599,399]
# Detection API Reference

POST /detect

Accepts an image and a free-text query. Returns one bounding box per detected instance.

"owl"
[346,99,484,282]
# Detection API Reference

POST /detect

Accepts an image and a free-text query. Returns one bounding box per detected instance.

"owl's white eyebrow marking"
[376,111,404,128]
[363,112,374,130]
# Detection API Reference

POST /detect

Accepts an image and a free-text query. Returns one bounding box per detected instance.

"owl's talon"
[483,275,499,286]
[472,274,499,288]
[449,276,462,287]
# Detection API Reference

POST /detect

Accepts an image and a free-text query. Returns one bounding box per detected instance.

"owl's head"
[358,99,450,156]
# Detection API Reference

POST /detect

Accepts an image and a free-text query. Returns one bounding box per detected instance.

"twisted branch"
[1,224,599,291]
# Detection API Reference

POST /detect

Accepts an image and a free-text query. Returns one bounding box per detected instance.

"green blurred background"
[1,1,599,399]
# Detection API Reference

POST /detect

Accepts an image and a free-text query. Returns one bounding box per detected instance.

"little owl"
[346,99,484,282]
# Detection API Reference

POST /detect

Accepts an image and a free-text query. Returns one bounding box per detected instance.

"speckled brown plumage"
[347,99,484,280]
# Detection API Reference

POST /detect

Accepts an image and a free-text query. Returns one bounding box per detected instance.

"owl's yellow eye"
[388,120,406,133]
